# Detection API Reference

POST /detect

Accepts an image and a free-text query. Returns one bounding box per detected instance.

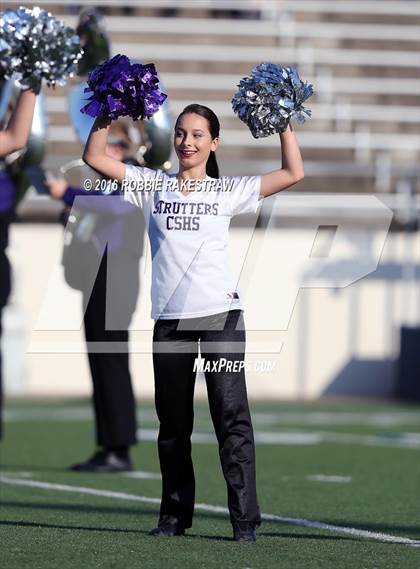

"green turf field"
[1,398,419,569]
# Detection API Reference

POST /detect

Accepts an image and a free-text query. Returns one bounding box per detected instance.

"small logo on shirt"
[226,292,240,300]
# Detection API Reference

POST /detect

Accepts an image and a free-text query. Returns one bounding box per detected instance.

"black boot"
[148,515,186,537]
[68,449,133,473]
[232,522,257,542]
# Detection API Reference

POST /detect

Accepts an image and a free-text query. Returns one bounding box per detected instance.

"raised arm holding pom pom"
[231,61,311,198]
[82,54,167,181]
[0,5,84,156]
[259,122,305,199]
[0,88,37,157]
[83,115,126,182]
[0,6,83,92]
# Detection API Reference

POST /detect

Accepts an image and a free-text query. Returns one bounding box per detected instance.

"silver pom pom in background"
[231,62,314,138]
[0,6,83,93]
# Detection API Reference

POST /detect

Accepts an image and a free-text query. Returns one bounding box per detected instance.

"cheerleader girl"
[83,104,304,541]
[0,86,37,440]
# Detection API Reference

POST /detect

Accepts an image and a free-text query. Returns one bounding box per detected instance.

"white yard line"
[4,408,158,422]
[5,408,419,427]
[306,474,352,483]
[4,409,419,449]
[136,429,420,449]
[124,471,162,480]
[1,475,419,548]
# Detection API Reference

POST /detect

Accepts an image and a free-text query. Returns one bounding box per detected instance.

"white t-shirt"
[122,165,263,320]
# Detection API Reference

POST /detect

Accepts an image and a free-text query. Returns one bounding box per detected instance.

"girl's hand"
[45,174,68,199]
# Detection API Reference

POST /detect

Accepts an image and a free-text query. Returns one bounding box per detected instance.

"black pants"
[152,309,261,529]
[82,252,137,448]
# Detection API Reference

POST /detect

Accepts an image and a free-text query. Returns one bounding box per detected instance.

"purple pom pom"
[80,54,167,121]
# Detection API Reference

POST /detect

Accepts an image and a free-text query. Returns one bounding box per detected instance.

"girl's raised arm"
[260,123,305,199]
[82,116,126,183]
[0,89,37,157]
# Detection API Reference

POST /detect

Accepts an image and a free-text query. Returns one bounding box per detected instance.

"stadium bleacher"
[3,0,419,198]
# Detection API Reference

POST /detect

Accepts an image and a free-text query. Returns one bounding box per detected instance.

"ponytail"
[206,150,219,179]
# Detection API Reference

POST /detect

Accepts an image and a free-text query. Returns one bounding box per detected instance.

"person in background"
[76,7,111,77]
[0,86,38,441]
[47,121,145,472]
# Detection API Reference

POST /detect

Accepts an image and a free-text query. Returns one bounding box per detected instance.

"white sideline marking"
[0,471,33,478]
[0,475,159,505]
[306,474,352,483]
[252,411,420,428]
[4,408,158,422]
[136,429,323,445]
[5,408,419,428]
[1,475,419,548]
[136,429,420,450]
[4,405,420,449]
[124,471,161,480]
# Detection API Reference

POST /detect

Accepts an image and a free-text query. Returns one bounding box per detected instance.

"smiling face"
[174,112,219,170]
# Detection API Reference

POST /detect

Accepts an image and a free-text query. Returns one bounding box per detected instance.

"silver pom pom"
[0,6,84,92]
[231,62,314,138]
